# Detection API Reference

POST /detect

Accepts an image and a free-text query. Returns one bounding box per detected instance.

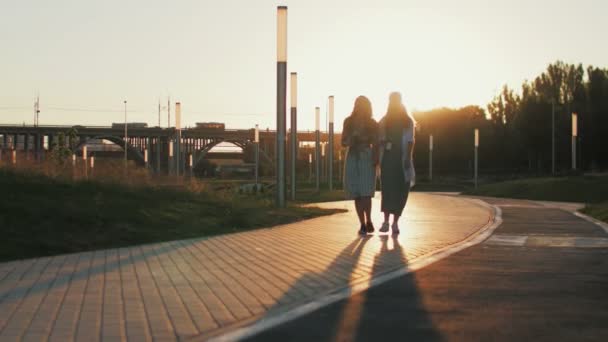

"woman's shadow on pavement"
[246,234,442,341]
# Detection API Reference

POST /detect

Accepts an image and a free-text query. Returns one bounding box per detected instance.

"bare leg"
[362,197,372,224]
[383,211,390,223]
[354,198,365,226]
[392,214,401,234]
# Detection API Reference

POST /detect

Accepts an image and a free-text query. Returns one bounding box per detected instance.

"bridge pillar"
[156,136,161,174]
[39,134,45,162]
[34,134,40,161]
[24,134,30,160]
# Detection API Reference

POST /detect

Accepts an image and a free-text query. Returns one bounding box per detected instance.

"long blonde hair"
[385,92,414,130]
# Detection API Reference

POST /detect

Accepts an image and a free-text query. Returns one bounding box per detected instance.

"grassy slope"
[463,175,608,223]
[0,170,343,262]
[463,175,608,203]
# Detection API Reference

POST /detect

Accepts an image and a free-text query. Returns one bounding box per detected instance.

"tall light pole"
[308,153,312,183]
[189,153,194,179]
[276,6,288,208]
[429,134,433,182]
[175,102,182,177]
[321,142,326,182]
[255,124,260,188]
[315,106,321,192]
[551,99,556,175]
[474,129,479,188]
[123,100,128,176]
[328,96,335,191]
[83,145,88,179]
[572,112,577,170]
[168,140,173,176]
[338,149,342,184]
[290,72,298,200]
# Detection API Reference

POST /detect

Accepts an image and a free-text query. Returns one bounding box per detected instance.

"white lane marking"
[208,200,503,342]
[573,211,608,235]
[575,237,608,248]
[485,234,528,246]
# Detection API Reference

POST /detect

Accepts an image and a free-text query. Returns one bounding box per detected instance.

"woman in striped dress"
[342,96,379,235]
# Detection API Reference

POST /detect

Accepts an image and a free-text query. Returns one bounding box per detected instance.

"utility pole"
[34,95,40,126]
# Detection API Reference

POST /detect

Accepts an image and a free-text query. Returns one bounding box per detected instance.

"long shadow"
[245,235,442,341]
[262,235,373,316]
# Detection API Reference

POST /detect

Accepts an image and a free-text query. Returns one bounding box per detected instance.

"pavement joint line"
[573,211,608,235]
[205,199,503,342]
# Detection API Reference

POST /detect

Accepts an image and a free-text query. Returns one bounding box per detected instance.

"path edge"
[203,197,503,342]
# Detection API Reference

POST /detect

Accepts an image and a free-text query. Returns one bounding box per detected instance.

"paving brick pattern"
[0,193,490,341]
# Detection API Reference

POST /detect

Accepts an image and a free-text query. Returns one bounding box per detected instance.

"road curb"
[573,211,608,234]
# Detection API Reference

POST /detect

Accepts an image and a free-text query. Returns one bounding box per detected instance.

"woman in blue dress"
[378,92,416,234]
[342,96,379,235]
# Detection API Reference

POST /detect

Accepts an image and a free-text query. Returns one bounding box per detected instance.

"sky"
[1,0,607,131]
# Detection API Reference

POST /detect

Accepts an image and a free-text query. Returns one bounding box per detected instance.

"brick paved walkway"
[0,193,491,341]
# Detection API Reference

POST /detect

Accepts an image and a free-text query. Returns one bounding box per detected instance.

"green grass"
[462,175,608,224]
[463,175,608,204]
[581,202,608,224]
[0,169,344,262]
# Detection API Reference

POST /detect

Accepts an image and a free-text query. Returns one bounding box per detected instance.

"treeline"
[413,61,608,177]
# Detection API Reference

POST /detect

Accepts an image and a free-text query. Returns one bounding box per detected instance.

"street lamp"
[175,102,182,177]
[551,99,556,175]
[338,149,342,183]
[124,100,128,176]
[144,149,149,169]
[315,106,321,192]
[276,5,288,208]
[83,144,88,179]
[255,124,260,188]
[474,129,479,188]
[189,153,194,178]
[308,153,312,183]
[290,72,298,200]
[572,112,577,170]
[429,134,433,182]
[90,155,95,177]
[328,95,335,191]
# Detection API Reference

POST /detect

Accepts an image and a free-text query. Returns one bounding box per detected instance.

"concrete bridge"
[0,124,340,174]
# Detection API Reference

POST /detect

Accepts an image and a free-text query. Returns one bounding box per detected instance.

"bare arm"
[407,141,415,161]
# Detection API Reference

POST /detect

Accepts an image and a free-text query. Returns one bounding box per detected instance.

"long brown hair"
[350,95,373,123]
[342,96,377,146]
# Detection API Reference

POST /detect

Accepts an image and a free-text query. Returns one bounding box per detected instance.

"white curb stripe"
[573,211,608,234]
[208,200,503,342]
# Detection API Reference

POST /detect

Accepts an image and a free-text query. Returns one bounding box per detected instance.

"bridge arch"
[193,139,273,169]
[76,135,146,165]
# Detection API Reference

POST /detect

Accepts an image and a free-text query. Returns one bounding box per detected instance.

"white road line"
[208,199,503,342]
[485,234,528,246]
